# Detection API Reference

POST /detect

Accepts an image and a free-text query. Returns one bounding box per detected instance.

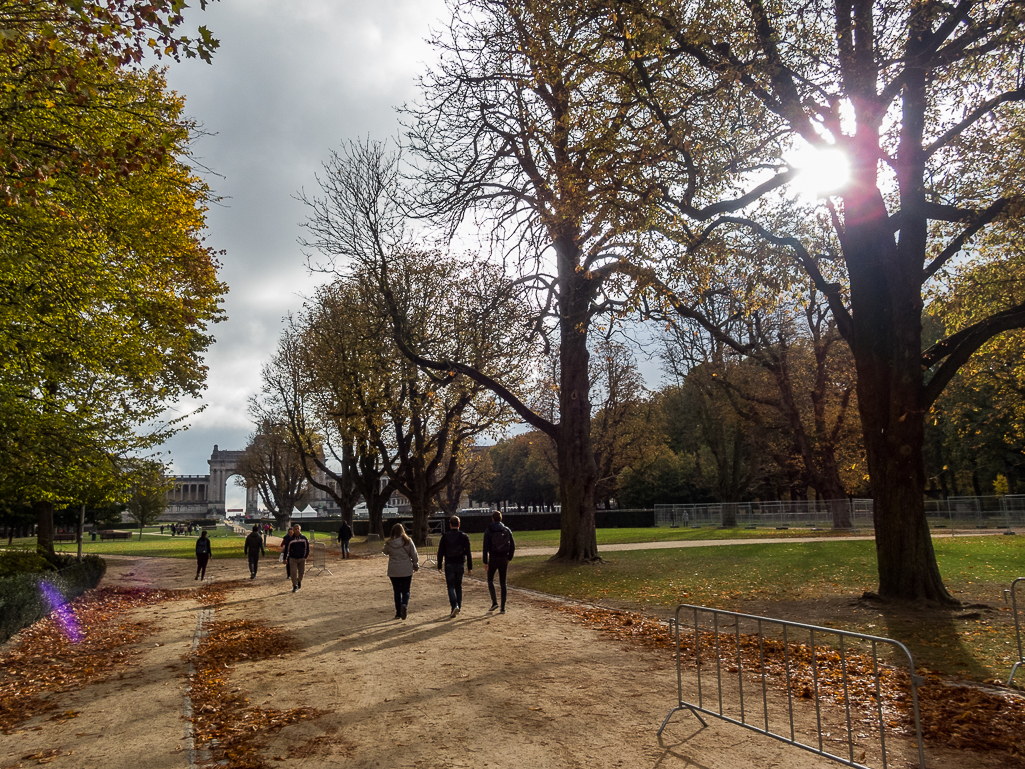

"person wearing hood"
[482,509,515,613]
[436,515,473,618]
[383,523,419,619]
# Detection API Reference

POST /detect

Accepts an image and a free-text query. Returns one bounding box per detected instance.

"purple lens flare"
[39,580,82,644]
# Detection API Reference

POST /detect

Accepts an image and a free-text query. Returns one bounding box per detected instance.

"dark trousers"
[341,538,351,558]
[487,557,508,608]
[390,575,412,614]
[248,555,260,576]
[444,565,464,609]
[196,554,209,579]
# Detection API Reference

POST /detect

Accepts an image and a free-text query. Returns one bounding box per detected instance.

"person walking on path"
[280,524,297,580]
[482,510,515,613]
[436,515,472,618]
[195,530,212,581]
[338,520,353,559]
[244,525,265,579]
[383,523,419,619]
[285,524,310,592]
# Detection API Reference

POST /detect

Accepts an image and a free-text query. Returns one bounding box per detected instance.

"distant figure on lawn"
[338,520,353,559]
[244,524,265,579]
[482,510,515,613]
[195,530,212,581]
[383,523,419,620]
[285,524,310,593]
[436,515,472,619]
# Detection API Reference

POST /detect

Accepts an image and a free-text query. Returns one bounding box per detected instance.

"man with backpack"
[482,509,515,613]
[436,515,473,618]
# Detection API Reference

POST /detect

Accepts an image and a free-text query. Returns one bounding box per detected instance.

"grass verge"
[506,534,1025,684]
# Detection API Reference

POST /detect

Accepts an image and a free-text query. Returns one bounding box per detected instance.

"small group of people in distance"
[385,509,516,620]
[193,510,517,616]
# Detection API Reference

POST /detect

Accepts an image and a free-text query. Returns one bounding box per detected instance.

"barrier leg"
[657,703,707,746]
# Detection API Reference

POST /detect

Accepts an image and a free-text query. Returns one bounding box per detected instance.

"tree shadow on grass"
[867,599,997,681]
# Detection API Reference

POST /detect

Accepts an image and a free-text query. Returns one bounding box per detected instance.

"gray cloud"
[157,0,444,473]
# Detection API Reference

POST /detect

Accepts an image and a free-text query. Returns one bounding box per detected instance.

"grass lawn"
[454,523,864,550]
[505,533,1025,684]
[6,525,247,559]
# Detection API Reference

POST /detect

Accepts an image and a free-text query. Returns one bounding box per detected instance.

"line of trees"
[292,0,1025,606]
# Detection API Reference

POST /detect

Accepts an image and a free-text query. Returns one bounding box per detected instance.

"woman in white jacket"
[383,523,419,619]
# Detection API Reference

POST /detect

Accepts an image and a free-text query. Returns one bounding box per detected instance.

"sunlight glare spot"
[788,145,850,199]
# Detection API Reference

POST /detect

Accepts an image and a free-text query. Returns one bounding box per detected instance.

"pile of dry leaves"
[185,618,324,768]
[0,583,237,734]
[557,603,1025,760]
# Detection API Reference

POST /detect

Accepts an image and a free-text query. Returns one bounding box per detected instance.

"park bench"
[98,530,132,541]
[53,533,77,543]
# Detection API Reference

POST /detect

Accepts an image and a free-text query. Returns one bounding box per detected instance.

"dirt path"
[0,552,1006,769]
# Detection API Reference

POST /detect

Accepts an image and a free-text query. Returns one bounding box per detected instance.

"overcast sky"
[155,0,447,477]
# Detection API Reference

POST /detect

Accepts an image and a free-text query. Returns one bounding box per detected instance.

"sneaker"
[395,614,401,619]
[450,607,459,619]
[500,607,506,613]
[297,582,302,589]
[292,586,298,593]
[489,603,499,612]
[400,604,407,620]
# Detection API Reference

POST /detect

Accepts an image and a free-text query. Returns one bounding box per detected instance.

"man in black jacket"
[244,525,265,579]
[482,510,515,614]
[436,515,473,618]
[285,524,310,592]
[338,519,353,559]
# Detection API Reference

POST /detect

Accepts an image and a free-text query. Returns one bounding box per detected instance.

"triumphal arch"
[164,445,259,520]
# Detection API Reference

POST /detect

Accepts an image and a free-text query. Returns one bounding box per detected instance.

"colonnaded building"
[163,445,341,522]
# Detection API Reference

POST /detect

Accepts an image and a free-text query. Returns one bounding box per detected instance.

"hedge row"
[0,554,107,645]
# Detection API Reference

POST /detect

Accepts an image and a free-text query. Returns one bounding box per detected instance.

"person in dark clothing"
[482,509,515,613]
[338,520,353,559]
[244,525,265,579]
[280,524,297,580]
[436,515,473,618]
[195,530,212,581]
[285,524,311,592]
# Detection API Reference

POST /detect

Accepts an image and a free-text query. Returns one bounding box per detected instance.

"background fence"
[654,500,873,530]
[655,495,1025,530]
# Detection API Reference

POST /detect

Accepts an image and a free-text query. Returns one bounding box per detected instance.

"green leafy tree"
[0,58,225,552]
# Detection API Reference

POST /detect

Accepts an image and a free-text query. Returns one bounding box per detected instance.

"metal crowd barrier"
[419,521,444,567]
[660,604,925,769]
[1005,577,1025,685]
[308,542,332,576]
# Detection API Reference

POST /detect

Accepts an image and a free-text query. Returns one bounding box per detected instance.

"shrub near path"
[0,551,1013,769]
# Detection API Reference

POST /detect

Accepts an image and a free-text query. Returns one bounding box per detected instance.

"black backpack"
[490,525,512,557]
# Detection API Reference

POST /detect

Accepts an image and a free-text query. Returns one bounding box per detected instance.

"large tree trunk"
[552,259,599,562]
[35,500,54,555]
[844,161,954,604]
[409,498,431,548]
